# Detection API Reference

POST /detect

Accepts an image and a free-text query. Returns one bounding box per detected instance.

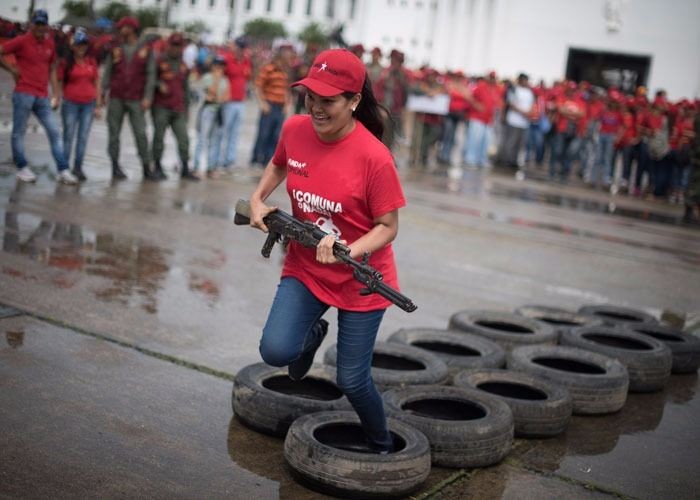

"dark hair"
[62,51,76,87]
[343,73,391,143]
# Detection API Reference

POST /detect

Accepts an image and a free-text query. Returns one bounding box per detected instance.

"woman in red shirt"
[248,49,406,453]
[59,30,101,181]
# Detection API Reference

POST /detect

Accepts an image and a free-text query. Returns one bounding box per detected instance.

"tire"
[232,363,351,437]
[387,328,506,373]
[283,410,431,498]
[323,341,449,388]
[624,323,700,374]
[578,304,658,327]
[515,305,604,337]
[560,326,672,392]
[507,345,629,415]
[453,368,572,438]
[448,310,557,350]
[382,385,513,468]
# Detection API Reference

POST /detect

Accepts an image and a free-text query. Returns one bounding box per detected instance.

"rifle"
[233,199,417,313]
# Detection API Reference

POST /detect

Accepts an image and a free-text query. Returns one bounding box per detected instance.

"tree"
[243,18,287,42]
[297,22,327,48]
[98,1,131,22]
[135,7,160,29]
[182,20,208,35]
[62,0,91,18]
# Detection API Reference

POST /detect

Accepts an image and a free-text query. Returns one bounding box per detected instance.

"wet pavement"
[1,71,699,498]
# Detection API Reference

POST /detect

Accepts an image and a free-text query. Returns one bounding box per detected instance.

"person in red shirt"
[548,82,585,183]
[614,97,637,190]
[437,71,470,167]
[373,49,410,149]
[58,30,102,182]
[462,72,498,168]
[409,67,445,170]
[248,49,406,454]
[0,10,76,184]
[590,95,622,188]
[217,35,252,170]
[669,102,695,203]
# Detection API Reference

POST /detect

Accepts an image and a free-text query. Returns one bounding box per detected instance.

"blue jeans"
[221,100,245,167]
[12,91,68,171]
[259,277,392,451]
[438,114,462,164]
[194,105,223,171]
[251,102,284,165]
[525,122,545,164]
[462,119,492,168]
[61,99,95,170]
[591,133,615,185]
[549,133,581,182]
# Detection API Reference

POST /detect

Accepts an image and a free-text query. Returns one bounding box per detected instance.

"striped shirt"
[255,63,288,105]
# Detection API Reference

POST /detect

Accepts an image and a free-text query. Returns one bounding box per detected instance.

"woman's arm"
[316,209,399,264]
[249,160,288,233]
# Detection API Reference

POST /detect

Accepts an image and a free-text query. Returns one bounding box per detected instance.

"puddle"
[410,196,700,266]
[0,209,223,314]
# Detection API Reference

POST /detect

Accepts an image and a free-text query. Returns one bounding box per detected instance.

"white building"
[2,0,698,98]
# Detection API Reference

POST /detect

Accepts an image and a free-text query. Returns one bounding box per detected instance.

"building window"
[266,0,273,11]
[246,0,253,10]
[326,0,334,18]
[287,0,293,13]
[306,0,313,15]
[349,0,356,18]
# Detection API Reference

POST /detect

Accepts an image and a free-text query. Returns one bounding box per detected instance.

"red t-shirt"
[617,111,635,147]
[644,113,664,133]
[58,57,99,104]
[599,108,622,135]
[468,81,497,124]
[555,96,585,134]
[272,114,406,311]
[2,32,56,97]
[670,117,693,149]
[223,51,251,101]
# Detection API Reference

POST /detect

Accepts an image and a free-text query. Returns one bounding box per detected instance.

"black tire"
[453,368,572,438]
[560,326,672,392]
[382,385,513,468]
[624,323,700,374]
[323,341,449,388]
[448,310,557,350]
[507,345,629,415]
[387,328,506,373]
[232,363,351,437]
[515,305,604,337]
[578,304,658,327]
[283,410,431,498]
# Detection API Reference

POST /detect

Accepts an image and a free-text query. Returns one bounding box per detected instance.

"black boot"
[72,167,87,182]
[111,162,127,181]
[180,162,199,181]
[153,161,168,180]
[142,162,158,181]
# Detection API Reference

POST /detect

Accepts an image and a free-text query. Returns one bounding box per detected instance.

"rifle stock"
[234,199,417,313]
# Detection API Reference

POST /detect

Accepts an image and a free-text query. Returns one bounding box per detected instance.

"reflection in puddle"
[410,196,700,265]
[5,329,24,348]
[1,209,222,314]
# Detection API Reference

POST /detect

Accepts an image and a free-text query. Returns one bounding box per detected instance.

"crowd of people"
[0,11,698,221]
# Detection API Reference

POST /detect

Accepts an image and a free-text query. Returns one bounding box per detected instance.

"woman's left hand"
[316,235,345,264]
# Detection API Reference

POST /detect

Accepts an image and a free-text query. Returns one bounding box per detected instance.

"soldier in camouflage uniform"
[683,111,700,224]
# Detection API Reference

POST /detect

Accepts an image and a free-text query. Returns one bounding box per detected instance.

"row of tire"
[231,304,700,498]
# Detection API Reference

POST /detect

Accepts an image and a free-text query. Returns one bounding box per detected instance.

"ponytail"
[343,73,393,145]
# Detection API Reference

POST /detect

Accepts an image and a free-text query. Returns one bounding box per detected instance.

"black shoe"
[111,164,128,180]
[181,171,200,181]
[288,319,329,381]
[72,168,87,182]
[153,162,168,180]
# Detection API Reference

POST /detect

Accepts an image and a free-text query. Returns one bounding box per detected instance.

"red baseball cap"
[291,49,365,97]
[116,16,139,30]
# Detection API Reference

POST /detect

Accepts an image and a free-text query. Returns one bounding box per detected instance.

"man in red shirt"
[0,10,77,184]
[217,35,251,170]
[462,73,498,169]
[548,82,585,183]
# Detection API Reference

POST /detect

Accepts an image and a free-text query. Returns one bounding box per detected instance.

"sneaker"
[71,168,87,182]
[16,166,37,183]
[57,169,78,185]
[288,319,329,381]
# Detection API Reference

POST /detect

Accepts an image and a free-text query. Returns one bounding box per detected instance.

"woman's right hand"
[249,198,277,233]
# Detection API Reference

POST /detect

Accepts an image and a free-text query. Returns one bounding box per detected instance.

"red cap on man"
[168,32,185,45]
[116,16,139,30]
[291,49,365,97]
